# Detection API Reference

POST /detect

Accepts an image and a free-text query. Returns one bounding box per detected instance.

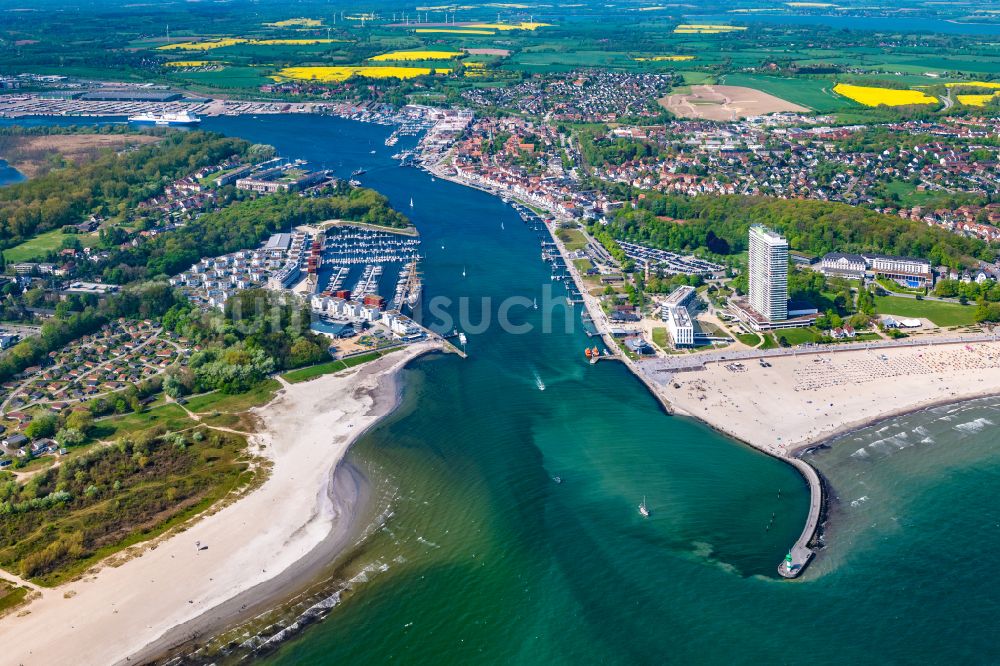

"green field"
[183,378,281,413]
[776,327,820,346]
[92,403,195,441]
[720,73,858,112]
[652,327,669,350]
[679,70,715,85]
[4,229,98,263]
[282,349,394,383]
[174,66,273,89]
[282,359,348,383]
[875,295,977,327]
[557,228,589,251]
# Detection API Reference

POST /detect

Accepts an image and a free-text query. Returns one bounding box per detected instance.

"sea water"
[6,115,1000,663]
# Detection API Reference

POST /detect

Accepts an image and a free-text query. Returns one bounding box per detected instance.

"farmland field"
[172,66,272,89]
[507,50,636,71]
[273,65,451,82]
[660,84,808,120]
[719,73,857,112]
[370,50,463,61]
[833,83,938,107]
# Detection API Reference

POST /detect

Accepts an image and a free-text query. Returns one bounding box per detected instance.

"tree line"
[0,131,248,248]
[603,194,993,269]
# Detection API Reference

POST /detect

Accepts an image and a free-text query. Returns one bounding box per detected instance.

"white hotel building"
[661,285,696,347]
[748,225,788,322]
[732,226,818,332]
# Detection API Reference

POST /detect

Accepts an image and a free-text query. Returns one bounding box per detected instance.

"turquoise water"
[6,115,1000,663]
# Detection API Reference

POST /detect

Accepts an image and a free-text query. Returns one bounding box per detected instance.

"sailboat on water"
[462,266,467,278]
[639,496,650,518]
[410,197,414,208]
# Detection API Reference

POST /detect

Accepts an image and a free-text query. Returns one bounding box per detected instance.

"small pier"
[777,457,823,578]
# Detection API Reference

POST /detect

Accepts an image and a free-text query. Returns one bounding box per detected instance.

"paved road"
[639,330,1000,378]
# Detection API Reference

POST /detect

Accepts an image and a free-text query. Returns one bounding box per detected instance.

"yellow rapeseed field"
[465,22,551,31]
[370,50,464,61]
[414,29,496,35]
[159,38,246,51]
[957,93,1000,106]
[159,38,343,51]
[273,66,451,82]
[265,18,323,27]
[833,83,938,107]
[633,55,695,62]
[674,24,746,34]
[945,81,1000,89]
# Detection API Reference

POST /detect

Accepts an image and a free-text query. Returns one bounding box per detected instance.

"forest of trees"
[603,194,993,269]
[0,131,248,248]
[160,288,329,395]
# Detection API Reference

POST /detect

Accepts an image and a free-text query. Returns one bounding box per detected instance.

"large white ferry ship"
[127,110,201,126]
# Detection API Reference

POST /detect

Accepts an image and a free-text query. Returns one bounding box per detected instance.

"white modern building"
[817,252,933,288]
[661,285,696,347]
[748,225,788,322]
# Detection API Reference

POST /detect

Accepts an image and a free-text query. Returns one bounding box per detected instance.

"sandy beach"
[0,341,440,666]
[656,340,1000,455]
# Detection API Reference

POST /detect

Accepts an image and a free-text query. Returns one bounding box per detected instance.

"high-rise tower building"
[748,225,788,322]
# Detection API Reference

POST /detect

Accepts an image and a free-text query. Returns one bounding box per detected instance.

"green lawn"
[557,228,589,252]
[282,359,348,383]
[281,349,393,383]
[4,229,98,263]
[736,332,761,346]
[183,379,281,414]
[776,327,820,346]
[875,295,977,327]
[652,327,670,350]
[573,258,594,273]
